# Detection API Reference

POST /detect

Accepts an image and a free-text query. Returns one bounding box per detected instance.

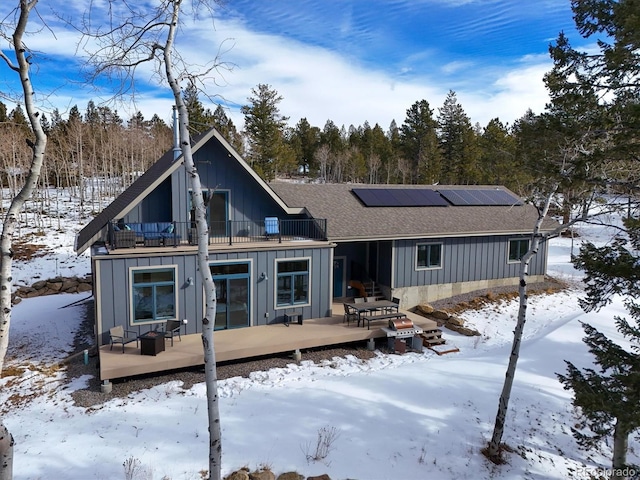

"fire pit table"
[138,331,165,356]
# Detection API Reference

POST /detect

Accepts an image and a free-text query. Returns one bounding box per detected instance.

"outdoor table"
[138,331,165,356]
[344,300,399,327]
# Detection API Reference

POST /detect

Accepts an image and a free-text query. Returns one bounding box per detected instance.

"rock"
[457,326,481,336]
[225,469,250,480]
[446,315,465,327]
[47,282,63,292]
[307,475,332,480]
[275,473,304,480]
[12,296,21,305]
[32,280,47,290]
[416,303,434,315]
[430,309,450,321]
[250,469,275,480]
[77,283,92,293]
[62,279,77,291]
[446,323,480,336]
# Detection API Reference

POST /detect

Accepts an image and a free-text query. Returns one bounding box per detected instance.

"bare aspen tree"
[79,1,227,477]
[0,2,49,478]
[484,132,611,461]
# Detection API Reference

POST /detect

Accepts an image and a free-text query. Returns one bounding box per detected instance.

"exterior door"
[208,191,228,237]
[211,262,250,330]
[333,256,346,298]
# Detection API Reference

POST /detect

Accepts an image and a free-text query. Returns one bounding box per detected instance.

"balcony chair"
[162,319,182,346]
[264,217,279,239]
[109,325,139,353]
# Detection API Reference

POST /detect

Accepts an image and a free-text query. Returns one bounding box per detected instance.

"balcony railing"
[108,218,327,250]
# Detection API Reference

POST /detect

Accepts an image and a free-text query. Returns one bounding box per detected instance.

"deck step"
[419,329,445,347]
[428,344,460,355]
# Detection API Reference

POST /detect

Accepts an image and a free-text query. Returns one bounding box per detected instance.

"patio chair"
[109,325,139,353]
[264,217,279,239]
[162,319,182,346]
[385,297,401,313]
[343,303,358,325]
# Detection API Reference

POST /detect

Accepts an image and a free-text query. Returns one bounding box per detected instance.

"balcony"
[108,218,328,250]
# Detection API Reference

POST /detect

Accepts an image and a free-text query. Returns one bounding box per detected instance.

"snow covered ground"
[1,191,638,480]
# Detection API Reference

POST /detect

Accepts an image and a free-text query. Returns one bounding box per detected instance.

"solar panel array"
[438,189,523,206]
[351,187,523,207]
[351,188,449,207]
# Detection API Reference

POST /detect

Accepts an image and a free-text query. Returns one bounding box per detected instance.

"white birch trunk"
[0,2,47,479]
[486,190,555,459]
[162,3,222,478]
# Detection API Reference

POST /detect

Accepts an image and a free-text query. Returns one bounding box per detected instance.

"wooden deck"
[98,305,439,381]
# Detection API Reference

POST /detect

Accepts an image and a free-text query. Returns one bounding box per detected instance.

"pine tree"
[241,83,290,181]
[559,221,640,477]
[437,91,478,184]
[183,82,215,134]
[288,117,320,176]
[211,104,243,154]
[399,99,439,184]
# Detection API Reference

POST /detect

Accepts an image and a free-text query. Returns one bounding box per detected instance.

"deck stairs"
[420,328,459,355]
[362,280,383,299]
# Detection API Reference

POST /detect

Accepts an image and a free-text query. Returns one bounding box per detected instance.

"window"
[130,267,177,324]
[416,243,442,269]
[508,239,530,262]
[276,259,310,307]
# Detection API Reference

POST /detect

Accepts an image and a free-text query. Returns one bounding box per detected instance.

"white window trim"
[129,264,179,326]
[274,256,312,310]
[507,238,530,264]
[206,258,254,327]
[415,242,443,271]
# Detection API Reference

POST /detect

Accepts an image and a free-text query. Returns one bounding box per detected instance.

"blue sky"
[0,0,587,131]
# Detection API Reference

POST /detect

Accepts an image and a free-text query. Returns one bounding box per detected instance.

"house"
[76,127,557,379]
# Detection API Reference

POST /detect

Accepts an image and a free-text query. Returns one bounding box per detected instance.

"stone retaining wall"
[12,276,93,305]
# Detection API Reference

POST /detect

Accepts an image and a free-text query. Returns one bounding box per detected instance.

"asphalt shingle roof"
[269,183,556,241]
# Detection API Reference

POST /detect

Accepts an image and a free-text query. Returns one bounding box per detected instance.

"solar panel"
[351,188,449,207]
[438,188,522,206]
[351,188,379,206]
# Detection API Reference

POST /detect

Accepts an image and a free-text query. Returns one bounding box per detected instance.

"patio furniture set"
[343,297,405,330]
[109,320,182,356]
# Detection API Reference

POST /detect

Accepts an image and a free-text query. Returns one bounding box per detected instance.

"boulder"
[46,282,63,292]
[250,469,275,480]
[430,309,450,321]
[446,315,465,327]
[275,473,304,480]
[446,323,481,336]
[416,303,434,315]
[457,326,481,336]
[32,280,47,290]
[225,469,250,480]
[62,279,78,292]
[77,283,92,293]
[307,475,331,480]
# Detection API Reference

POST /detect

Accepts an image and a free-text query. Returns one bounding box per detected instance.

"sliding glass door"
[210,262,250,330]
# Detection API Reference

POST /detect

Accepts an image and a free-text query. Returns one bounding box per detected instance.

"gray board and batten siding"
[392,234,546,288]
[127,138,289,228]
[93,243,333,345]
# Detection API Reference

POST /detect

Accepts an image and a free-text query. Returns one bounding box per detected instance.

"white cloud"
[1,2,558,133]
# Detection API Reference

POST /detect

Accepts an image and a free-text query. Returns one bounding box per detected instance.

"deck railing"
[109,218,327,249]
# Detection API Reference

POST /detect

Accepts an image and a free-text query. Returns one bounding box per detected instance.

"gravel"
[65,277,566,408]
